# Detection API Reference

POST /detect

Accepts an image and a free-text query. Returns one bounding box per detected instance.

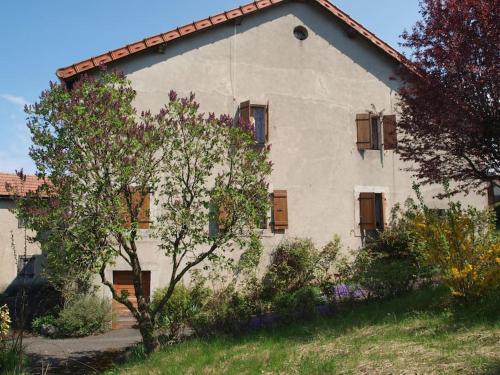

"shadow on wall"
[0,254,56,328]
[3,254,46,295]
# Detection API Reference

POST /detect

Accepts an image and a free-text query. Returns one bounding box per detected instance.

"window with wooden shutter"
[359,192,386,232]
[240,101,269,145]
[383,115,397,150]
[240,100,251,126]
[122,188,151,229]
[359,192,376,231]
[273,190,288,230]
[356,114,372,150]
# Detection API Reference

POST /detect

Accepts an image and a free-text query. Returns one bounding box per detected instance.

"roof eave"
[56,0,408,81]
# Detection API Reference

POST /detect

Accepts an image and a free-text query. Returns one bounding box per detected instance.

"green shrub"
[273,286,324,320]
[31,314,57,335]
[261,238,317,300]
[185,237,341,335]
[262,237,341,300]
[152,284,209,339]
[350,253,423,298]
[345,199,433,298]
[191,284,257,336]
[0,339,26,375]
[55,295,111,337]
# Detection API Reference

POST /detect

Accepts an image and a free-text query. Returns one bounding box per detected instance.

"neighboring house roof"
[56,0,406,80]
[0,173,45,197]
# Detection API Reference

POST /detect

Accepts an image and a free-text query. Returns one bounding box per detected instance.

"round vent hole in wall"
[293,26,309,41]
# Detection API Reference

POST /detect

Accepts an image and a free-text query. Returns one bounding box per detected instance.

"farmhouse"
[2,0,488,327]
[0,173,44,292]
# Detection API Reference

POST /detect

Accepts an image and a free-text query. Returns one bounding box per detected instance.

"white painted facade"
[98,1,486,293]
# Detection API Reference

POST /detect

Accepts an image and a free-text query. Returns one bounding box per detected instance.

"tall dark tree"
[397,0,499,193]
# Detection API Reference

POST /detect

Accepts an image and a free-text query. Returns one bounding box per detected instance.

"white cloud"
[1,94,31,109]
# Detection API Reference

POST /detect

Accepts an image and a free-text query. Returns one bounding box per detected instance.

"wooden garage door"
[112,271,150,329]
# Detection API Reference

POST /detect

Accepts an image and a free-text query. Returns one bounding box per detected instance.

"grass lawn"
[107,287,500,374]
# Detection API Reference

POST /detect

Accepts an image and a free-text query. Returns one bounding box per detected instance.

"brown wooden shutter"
[359,192,376,231]
[240,100,251,126]
[218,205,230,231]
[138,191,150,229]
[383,115,397,150]
[273,190,288,230]
[122,189,150,229]
[356,113,372,150]
[265,102,270,143]
[121,191,132,228]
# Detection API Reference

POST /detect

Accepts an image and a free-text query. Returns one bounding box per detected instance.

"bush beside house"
[151,190,499,340]
[32,295,111,338]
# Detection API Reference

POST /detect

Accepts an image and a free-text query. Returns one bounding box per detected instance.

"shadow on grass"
[481,360,500,375]
[27,349,131,375]
[106,286,500,374]
[223,286,499,346]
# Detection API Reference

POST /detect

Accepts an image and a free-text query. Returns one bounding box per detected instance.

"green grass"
[107,287,500,375]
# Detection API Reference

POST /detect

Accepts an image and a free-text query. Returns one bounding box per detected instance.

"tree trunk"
[138,315,159,354]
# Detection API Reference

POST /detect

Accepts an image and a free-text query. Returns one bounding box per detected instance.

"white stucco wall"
[0,199,43,292]
[88,1,486,294]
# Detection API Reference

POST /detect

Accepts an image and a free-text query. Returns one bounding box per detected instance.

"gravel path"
[23,329,141,374]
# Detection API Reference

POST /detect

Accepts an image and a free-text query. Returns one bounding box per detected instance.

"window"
[122,188,151,229]
[18,255,36,279]
[429,208,447,218]
[256,194,271,230]
[240,101,269,145]
[293,26,309,41]
[359,192,385,235]
[488,183,500,205]
[356,113,397,151]
[487,183,500,229]
[371,116,380,150]
[252,106,266,146]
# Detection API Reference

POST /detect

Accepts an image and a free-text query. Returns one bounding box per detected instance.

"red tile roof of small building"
[0,173,45,197]
[56,0,407,80]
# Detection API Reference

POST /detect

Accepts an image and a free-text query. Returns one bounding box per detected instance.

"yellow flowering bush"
[412,189,500,299]
[0,304,10,338]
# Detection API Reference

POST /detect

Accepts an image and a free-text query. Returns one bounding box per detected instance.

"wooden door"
[112,271,150,329]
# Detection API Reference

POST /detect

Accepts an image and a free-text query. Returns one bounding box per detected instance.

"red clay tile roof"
[56,0,407,80]
[0,173,45,197]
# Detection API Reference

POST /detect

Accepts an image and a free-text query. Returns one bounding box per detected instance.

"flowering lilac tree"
[397,0,499,194]
[19,72,271,353]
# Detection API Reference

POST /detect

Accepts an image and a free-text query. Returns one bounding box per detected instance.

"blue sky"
[0,0,420,174]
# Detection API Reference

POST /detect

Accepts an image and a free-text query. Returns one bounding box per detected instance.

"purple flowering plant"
[17,72,272,353]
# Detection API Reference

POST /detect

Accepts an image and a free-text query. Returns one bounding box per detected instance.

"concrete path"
[23,329,141,374]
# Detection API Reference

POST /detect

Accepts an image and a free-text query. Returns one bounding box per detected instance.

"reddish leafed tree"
[397,0,499,194]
